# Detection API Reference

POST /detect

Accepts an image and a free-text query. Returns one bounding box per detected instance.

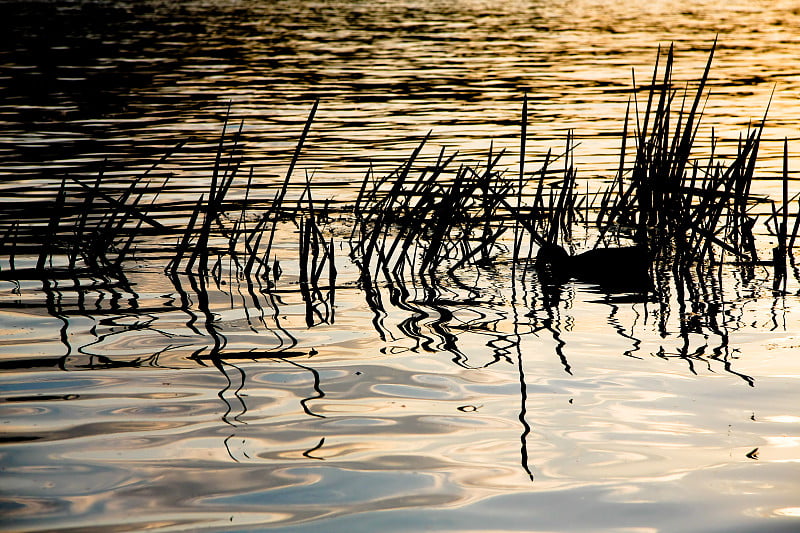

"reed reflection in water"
[2,232,800,531]
[3,1,800,531]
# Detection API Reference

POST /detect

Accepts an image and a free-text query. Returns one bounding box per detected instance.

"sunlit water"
[2,1,800,532]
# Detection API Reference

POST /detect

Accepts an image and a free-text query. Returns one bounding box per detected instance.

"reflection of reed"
[175,269,329,459]
[182,272,243,427]
[650,266,756,386]
[302,437,326,461]
[281,357,326,419]
[512,256,535,481]
[516,333,534,482]
[42,273,192,370]
[594,294,644,360]
[527,276,573,375]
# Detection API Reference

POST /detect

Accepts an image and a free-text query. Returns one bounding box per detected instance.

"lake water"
[2,1,800,532]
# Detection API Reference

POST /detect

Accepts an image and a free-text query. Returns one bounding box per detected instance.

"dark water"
[2,1,800,532]
[3,0,799,185]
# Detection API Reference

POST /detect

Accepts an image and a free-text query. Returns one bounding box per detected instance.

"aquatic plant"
[0,41,795,373]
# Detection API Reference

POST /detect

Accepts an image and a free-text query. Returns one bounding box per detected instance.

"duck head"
[535,243,571,281]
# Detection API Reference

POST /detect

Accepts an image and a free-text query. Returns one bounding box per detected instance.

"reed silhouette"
[0,41,791,391]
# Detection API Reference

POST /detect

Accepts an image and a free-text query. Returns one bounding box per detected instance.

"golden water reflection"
[2,256,799,531]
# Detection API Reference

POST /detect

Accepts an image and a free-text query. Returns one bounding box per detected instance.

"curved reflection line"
[211,356,237,426]
[223,434,240,463]
[384,262,439,354]
[243,276,269,332]
[717,347,755,387]
[355,257,392,342]
[512,260,534,481]
[167,272,203,336]
[528,274,573,375]
[545,316,571,375]
[235,279,259,333]
[602,296,644,360]
[186,273,247,428]
[223,361,248,424]
[770,293,786,332]
[302,437,326,461]
[418,283,469,364]
[43,278,71,371]
[517,341,534,482]
[280,357,326,419]
[263,285,298,352]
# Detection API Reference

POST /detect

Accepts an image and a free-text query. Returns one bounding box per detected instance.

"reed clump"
[1,41,796,321]
[535,40,797,297]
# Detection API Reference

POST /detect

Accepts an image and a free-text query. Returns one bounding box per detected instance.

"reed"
[2,41,795,342]
[582,40,778,281]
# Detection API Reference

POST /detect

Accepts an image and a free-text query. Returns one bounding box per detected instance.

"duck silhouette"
[535,243,652,291]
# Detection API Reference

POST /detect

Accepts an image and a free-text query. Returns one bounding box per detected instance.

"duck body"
[535,243,652,291]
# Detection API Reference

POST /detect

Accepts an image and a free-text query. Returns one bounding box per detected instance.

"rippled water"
[3,263,800,532]
[2,1,800,532]
[3,0,800,184]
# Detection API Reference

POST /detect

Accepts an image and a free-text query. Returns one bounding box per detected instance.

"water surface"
[2,1,800,532]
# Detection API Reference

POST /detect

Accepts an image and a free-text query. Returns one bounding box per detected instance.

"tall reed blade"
[37,179,67,271]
